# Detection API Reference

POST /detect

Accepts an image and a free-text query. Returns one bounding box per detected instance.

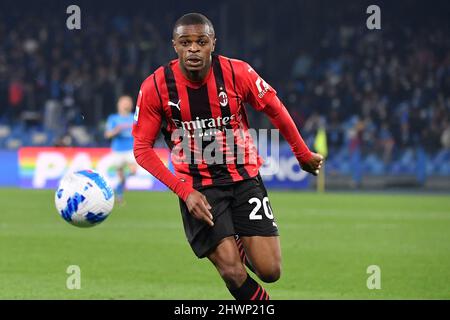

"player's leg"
[115,165,125,202]
[110,151,125,203]
[207,236,247,289]
[116,156,137,202]
[126,150,138,176]
[179,185,270,300]
[234,234,256,272]
[240,236,281,283]
[117,151,137,202]
[207,236,270,300]
[116,150,137,203]
[232,175,282,284]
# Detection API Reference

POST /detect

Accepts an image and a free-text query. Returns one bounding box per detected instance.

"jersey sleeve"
[105,115,116,132]
[132,76,162,145]
[234,60,277,111]
[263,95,313,164]
[231,59,313,165]
[132,74,195,201]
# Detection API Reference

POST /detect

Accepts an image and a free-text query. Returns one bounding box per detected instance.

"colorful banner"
[260,151,309,189]
[0,146,309,190]
[18,147,170,190]
[0,151,19,186]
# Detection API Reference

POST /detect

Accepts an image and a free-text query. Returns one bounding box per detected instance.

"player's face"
[117,97,133,114]
[172,24,216,74]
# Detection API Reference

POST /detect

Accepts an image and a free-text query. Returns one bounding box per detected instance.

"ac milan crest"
[218,91,228,107]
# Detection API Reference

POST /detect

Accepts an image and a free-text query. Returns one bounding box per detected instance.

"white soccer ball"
[55,170,114,228]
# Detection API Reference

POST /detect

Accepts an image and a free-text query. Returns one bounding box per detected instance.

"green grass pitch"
[0,188,449,299]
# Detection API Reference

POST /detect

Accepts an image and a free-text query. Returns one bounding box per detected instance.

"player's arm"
[104,117,122,139]
[132,78,213,226]
[237,61,323,175]
[262,95,323,175]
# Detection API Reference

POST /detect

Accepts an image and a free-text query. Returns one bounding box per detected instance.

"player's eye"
[180,40,189,46]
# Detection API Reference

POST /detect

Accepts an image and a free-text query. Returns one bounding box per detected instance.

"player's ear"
[172,39,178,54]
[212,38,216,52]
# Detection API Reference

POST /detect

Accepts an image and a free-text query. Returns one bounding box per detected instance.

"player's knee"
[257,264,281,283]
[219,264,247,288]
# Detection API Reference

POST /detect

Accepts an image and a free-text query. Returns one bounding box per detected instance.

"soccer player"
[105,95,137,203]
[132,13,323,300]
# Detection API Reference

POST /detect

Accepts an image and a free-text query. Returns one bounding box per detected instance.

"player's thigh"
[241,235,281,282]
[179,185,235,259]
[110,152,126,171]
[208,236,242,267]
[232,175,279,239]
[232,176,281,281]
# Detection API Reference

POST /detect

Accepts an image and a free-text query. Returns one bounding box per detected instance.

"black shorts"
[179,174,279,258]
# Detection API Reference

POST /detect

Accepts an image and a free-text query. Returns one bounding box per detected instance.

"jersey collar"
[172,57,214,89]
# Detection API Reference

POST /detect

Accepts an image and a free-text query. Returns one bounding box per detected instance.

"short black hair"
[173,13,215,37]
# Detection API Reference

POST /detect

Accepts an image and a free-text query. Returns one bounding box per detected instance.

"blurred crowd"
[0,2,449,166]
[0,11,173,142]
[281,24,450,164]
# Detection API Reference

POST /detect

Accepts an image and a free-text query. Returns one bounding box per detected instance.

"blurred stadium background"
[0,0,449,190]
[0,0,449,299]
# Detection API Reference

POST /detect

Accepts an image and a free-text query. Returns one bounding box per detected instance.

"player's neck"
[178,58,212,83]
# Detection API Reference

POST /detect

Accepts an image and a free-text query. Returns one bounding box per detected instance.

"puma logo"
[168,99,181,111]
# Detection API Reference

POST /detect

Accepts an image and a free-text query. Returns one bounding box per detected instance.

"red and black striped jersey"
[133,55,277,189]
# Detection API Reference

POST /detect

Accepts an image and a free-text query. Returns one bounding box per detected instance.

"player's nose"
[189,42,200,52]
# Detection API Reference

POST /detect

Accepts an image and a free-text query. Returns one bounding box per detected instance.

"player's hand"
[117,123,131,131]
[301,152,324,176]
[185,191,214,227]
[105,126,123,139]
